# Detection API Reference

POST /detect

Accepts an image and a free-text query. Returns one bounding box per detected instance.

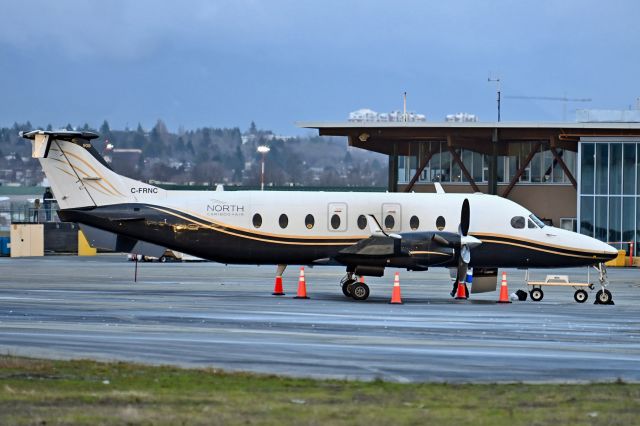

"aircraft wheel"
[158,256,167,263]
[530,288,544,302]
[351,282,370,301]
[341,279,355,297]
[595,289,613,304]
[573,289,588,303]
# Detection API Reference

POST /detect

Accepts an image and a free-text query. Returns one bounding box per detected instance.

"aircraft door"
[328,203,347,232]
[381,203,401,232]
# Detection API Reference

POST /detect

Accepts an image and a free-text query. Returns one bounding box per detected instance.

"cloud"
[0,1,243,59]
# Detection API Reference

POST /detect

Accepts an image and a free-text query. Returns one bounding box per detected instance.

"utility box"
[10,224,44,257]
[0,237,10,256]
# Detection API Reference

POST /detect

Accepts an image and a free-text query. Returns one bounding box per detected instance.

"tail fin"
[21,130,164,209]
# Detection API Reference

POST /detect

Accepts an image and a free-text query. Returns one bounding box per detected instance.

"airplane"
[21,130,618,302]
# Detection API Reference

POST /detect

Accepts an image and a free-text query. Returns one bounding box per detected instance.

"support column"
[404,142,439,192]
[502,140,542,198]
[488,128,499,195]
[549,136,577,189]
[388,142,398,192]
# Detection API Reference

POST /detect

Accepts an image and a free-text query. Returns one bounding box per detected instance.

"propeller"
[456,199,482,286]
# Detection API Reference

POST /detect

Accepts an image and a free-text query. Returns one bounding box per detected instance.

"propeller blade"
[460,245,471,264]
[456,261,468,286]
[459,198,470,237]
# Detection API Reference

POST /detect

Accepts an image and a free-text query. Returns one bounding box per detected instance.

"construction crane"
[505,95,592,121]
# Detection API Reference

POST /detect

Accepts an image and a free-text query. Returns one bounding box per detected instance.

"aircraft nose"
[601,241,619,261]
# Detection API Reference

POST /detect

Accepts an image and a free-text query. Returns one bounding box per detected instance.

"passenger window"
[331,214,341,230]
[410,215,419,230]
[252,213,262,228]
[357,215,367,230]
[528,219,536,229]
[436,216,446,231]
[511,216,525,229]
[384,215,395,230]
[305,214,315,229]
[279,214,288,229]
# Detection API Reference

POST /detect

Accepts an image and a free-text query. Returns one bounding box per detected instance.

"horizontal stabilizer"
[79,224,166,258]
[20,130,99,141]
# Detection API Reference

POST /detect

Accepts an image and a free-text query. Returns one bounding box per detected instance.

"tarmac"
[0,255,639,383]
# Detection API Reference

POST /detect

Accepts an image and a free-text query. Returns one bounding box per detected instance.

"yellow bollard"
[604,250,626,267]
[78,230,97,256]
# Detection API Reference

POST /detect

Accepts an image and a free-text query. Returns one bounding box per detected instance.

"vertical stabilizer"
[21,130,164,209]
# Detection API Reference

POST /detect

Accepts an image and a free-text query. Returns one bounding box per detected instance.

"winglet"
[434,182,445,194]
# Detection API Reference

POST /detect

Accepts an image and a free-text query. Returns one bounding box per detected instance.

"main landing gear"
[340,272,370,301]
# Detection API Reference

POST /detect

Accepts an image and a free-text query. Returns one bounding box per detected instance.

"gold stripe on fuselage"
[408,251,451,256]
[54,157,117,196]
[53,165,112,197]
[149,206,360,246]
[160,205,369,241]
[61,148,125,197]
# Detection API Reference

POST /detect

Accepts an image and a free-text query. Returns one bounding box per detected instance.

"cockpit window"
[510,216,525,229]
[529,214,546,228]
[528,219,536,229]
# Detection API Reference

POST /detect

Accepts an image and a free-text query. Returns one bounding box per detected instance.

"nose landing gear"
[593,263,614,305]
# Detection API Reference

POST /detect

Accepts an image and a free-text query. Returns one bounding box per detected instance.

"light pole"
[488,75,501,122]
[257,145,270,190]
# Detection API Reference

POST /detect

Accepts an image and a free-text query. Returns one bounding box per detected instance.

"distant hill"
[0,121,387,188]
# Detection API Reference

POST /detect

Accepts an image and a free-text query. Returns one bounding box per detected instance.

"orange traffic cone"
[272,275,285,296]
[497,271,511,303]
[294,267,309,299]
[390,272,403,304]
[455,280,468,300]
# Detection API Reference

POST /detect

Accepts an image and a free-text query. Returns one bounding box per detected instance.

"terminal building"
[300,121,640,257]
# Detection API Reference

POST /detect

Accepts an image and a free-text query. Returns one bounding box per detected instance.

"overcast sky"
[1,1,639,134]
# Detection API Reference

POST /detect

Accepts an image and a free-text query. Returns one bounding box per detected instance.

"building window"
[560,218,577,232]
[580,143,595,194]
[252,213,262,228]
[409,215,419,230]
[399,141,577,186]
[279,214,288,229]
[595,144,608,195]
[305,214,315,229]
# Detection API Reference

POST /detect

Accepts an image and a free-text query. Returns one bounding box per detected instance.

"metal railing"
[0,201,61,231]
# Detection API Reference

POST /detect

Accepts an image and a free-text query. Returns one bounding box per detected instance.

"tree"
[249,121,257,135]
[100,120,111,135]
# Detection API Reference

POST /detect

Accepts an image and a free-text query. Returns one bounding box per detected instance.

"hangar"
[300,121,640,257]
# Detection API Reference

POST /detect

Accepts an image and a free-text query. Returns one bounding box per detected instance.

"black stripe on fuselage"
[470,233,605,259]
[59,203,613,267]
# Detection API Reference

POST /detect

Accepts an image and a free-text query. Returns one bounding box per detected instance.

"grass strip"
[0,355,638,425]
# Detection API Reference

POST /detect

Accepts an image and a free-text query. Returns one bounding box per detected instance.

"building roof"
[297,121,640,155]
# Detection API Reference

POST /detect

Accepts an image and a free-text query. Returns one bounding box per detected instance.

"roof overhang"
[297,121,640,156]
